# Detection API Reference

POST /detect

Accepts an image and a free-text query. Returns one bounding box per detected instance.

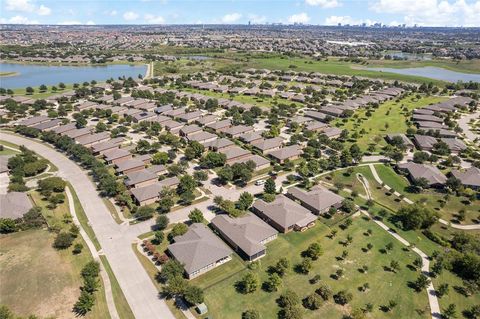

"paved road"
[1,132,175,319]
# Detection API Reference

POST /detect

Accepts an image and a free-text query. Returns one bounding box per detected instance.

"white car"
[255,179,266,186]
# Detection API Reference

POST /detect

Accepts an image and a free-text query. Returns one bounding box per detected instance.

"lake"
[367,66,480,83]
[0,63,147,89]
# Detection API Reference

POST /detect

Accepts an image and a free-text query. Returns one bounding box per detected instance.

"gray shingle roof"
[397,162,447,186]
[0,192,33,219]
[287,185,344,213]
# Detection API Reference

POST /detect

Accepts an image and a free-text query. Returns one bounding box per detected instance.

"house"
[51,123,77,134]
[230,154,271,171]
[252,195,317,233]
[397,162,447,187]
[268,145,303,164]
[239,131,264,144]
[0,155,12,174]
[290,115,313,126]
[204,138,234,151]
[305,121,328,132]
[31,119,63,131]
[131,176,179,206]
[206,119,232,133]
[385,134,415,151]
[167,223,233,279]
[132,111,156,123]
[115,158,146,175]
[91,137,124,155]
[286,185,344,215]
[196,115,218,126]
[103,148,132,164]
[304,110,327,122]
[221,125,254,138]
[179,124,202,138]
[320,127,342,139]
[416,121,447,130]
[187,131,218,144]
[177,110,203,123]
[451,167,480,190]
[219,146,252,164]
[211,213,278,261]
[251,137,284,154]
[18,115,50,127]
[0,192,33,220]
[75,101,98,111]
[63,127,94,139]
[412,114,443,123]
[440,138,467,154]
[413,135,437,152]
[124,169,158,189]
[75,132,110,147]
[163,120,184,133]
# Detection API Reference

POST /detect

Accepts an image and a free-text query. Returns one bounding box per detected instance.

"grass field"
[366,58,480,74]
[191,218,430,319]
[0,229,110,319]
[331,94,448,153]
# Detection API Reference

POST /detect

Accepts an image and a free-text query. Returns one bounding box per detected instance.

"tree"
[264,273,282,292]
[413,274,431,292]
[73,243,84,254]
[341,199,355,213]
[159,260,184,283]
[53,232,74,249]
[397,205,438,230]
[153,231,164,245]
[278,290,300,308]
[184,285,204,305]
[156,215,169,230]
[333,290,353,305]
[152,152,169,165]
[200,152,226,168]
[237,272,259,294]
[0,218,17,233]
[236,192,254,210]
[316,284,333,300]
[443,304,457,319]
[193,170,208,182]
[242,309,260,319]
[281,305,303,319]
[264,178,276,194]
[390,260,400,273]
[135,206,155,221]
[437,283,449,298]
[163,275,189,297]
[26,87,34,94]
[188,208,204,223]
[273,257,290,277]
[298,257,313,274]
[177,175,197,194]
[73,290,95,315]
[96,121,107,132]
[303,293,323,310]
[168,223,188,241]
[185,141,204,160]
[304,243,323,260]
[38,176,66,195]
[385,242,394,253]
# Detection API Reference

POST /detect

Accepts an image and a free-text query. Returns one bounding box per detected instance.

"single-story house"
[115,158,146,175]
[230,154,270,171]
[451,167,480,190]
[268,145,303,164]
[18,115,51,127]
[252,195,317,233]
[221,125,254,138]
[397,162,447,187]
[211,213,278,261]
[440,138,467,154]
[187,131,218,144]
[204,138,234,151]
[167,223,233,279]
[286,185,344,215]
[385,134,415,151]
[0,192,33,220]
[103,148,132,164]
[131,176,180,206]
[251,137,284,154]
[219,146,252,164]
[91,137,124,155]
[413,135,438,152]
[205,120,232,133]
[75,132,110,147]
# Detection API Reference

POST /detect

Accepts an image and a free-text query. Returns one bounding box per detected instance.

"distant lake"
[367,66,480,83]
[186,55,212,61]
[385,51,432,61]
[0,63,147,89]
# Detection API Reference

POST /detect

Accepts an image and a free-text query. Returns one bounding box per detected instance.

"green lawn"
[331,94,448,153]
[0,229,110,319]
[193,218,430,319]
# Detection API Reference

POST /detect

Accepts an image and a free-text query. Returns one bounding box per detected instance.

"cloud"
[58,20,82,25]
[305,0,341,8]
[324,15,376,25]
[144,14,165,24]
[37,5,51,16]
[0,15,38,24]
[371,0,480,26]
[86,20,96,25]
[221,13,242,23]
[108,10,118,16]
[287,13,310,24]
[5,0,51,16]
[123,11,139,21]
[248,14,267,24]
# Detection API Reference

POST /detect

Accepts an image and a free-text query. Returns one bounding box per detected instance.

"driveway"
[1,132,175,319]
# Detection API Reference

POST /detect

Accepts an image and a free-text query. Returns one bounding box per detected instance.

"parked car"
[255,179,266,186]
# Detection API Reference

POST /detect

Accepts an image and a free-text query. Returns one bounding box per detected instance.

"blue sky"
[1,0,479,27]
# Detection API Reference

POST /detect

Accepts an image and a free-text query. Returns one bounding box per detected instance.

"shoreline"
[0,71,19,78]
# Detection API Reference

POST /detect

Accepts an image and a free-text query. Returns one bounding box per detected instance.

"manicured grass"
[366,58,480,74]
[103,198,124,224]
[29,190,71,230]
[67,183,102,250]
[194,218,430,319]
[99,256,135,319]
[0,229,110,319]
[331,94,448,153]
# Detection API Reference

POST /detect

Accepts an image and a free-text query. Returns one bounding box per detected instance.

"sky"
[1,0,479,27]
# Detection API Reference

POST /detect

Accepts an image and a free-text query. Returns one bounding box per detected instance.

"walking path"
[66,187,120,319]
[2,132,175,319]
[458,111,480,143]
[356,173,441,318]
[368,163,480,230]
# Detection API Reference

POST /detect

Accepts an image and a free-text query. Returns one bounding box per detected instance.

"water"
[385,51,432,61]
[186,55,212,61]
[367,66,480,83]
[0,63,147,89]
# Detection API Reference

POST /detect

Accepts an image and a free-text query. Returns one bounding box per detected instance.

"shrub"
[53,232,74,249]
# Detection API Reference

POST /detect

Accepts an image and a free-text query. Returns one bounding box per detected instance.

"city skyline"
[1,0,480,27]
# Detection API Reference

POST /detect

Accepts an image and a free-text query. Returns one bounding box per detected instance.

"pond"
[0,63,147,89]
[367,66,480,83]
[384,51,432,61]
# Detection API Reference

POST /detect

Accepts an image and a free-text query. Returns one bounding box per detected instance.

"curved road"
[1,132,175,319]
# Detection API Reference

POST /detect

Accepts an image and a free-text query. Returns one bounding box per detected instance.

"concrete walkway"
[458,111,480,143]
[356,173,441,318]
[66,187,120,319]
[2,132,175,319]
